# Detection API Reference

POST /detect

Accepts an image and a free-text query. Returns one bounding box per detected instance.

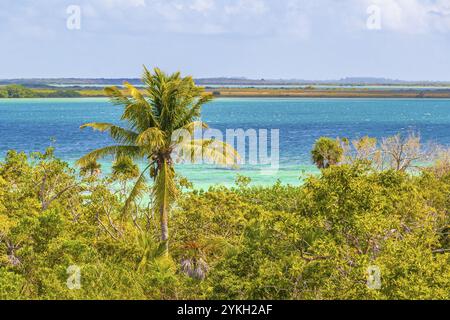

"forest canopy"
[0,143,449,300]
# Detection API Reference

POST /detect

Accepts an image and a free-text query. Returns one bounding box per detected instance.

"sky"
[0,0,450,81]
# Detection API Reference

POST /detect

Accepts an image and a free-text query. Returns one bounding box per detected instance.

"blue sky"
[0,0,450,80]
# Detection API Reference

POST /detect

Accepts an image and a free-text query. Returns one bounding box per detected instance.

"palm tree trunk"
[160,205,169,254]
[155,158,174,255]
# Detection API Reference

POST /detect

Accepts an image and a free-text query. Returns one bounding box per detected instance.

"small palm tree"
[77,67,239,252]
[79,158,102,177]
[111,156,140,199]
[311,137,344,169]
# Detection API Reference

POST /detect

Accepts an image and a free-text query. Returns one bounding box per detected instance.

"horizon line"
[1,77,450,84]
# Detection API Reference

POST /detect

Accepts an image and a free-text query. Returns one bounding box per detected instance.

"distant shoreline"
[206,88,450,99]
[2,84,450,99]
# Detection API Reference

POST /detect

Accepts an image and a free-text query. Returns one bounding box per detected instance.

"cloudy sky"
[0,0,449,80]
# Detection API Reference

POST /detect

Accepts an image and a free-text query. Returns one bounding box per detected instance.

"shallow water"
[1,98,449,188]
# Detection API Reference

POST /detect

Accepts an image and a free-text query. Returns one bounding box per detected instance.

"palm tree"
[79,158,102,177]
[311,137,344,169]
[112,156,140,180]
[77,67,239,252]
[111,156,140,199]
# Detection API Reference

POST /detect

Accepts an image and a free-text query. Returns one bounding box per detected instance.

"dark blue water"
[1,98,450,186]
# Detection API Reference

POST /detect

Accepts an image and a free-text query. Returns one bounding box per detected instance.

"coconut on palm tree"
[77,67,239,252]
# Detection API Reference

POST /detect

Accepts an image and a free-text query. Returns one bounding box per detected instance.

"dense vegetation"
[0,85,82,98]
[0,145,449,300]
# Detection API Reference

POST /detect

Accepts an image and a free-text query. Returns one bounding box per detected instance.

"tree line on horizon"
[0,85,82,98]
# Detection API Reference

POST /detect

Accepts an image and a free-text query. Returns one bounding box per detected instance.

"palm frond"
[104,86,131,106]
[76,145,142,167]
[174,94,212,129]
[122,103,154,132]
[136,127,166,149]
[170,121,208,146]
[80,122,138,144]
[123,163,152,215]
[175,139,240,167]
[181,121,208,133]
[203,140,240,167]
[124,82,157,124]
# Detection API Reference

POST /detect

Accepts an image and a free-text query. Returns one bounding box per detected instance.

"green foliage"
[45,90,82,98]
[311,137,344,169]
[79,159,101,177]
[0,149,449,299]
[1,85,35,98]
[0,85,82,98]
[234,174,252,188]
[112,156,139,181]
[188,164,450,300]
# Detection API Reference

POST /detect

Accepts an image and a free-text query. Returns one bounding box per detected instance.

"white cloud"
[59,0,450,37]
[100,0,146,8]
[224,0,268,16]
[2,0,449,42]
[189,0,215,13]
[281,0,311,39]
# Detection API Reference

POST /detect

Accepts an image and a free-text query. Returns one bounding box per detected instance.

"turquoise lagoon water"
[1,98,450,188]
